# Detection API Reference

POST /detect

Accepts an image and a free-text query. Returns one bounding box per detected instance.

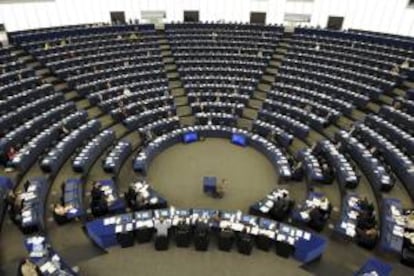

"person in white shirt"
[123,87,132,97]
[401,58,410,69]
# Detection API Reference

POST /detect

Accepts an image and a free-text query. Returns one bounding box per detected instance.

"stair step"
[86,106,102,118]
[305,130,325,145]
[236,118,253,130]
[248,99,263,109]
[262,74,276,84]
[272,53,285,60]
[77,99,91,110]
[19,56,34,63]
[158,39,168,44]
[35,68,50,76]
[160,45,170,51]
[180,116,196,126]
[176,106,192,117]
[54,83,68,91]
[403,81,414,89]
[257,83,272,92]
[289,138,308,152]
[174,96,188,106]
[161,50,172,56]
[265,67,278,75]
[350,109,366,121]
[64,91,79,101]
[242,108,258,120]
[165,64,177,72]
[163,57,174,64]
[253,91,267,100]
[378,95,393,105]
[335,116,354,130]
[167,72,179,79]
[269,60,281,67]
[169,81,183,90]
[43,76,58,83]
[26,61,41,69]
[391,88,406,97]
[99,114,115,129]
[366,102,380,113]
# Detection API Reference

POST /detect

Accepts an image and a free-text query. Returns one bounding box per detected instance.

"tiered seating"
[365,114,414,157]
[276,27,413,114]
[296,149,325,184]
[40,119,101,173]
[314,140,359,189]
[378,106,414,135]
[166,23,283,122]
[335,130,393,191]
[103,140,132,174]
[0,101,77,156]
[4,22,414,272]
[11,110,88,172]
[257,109,309,139]
[262,98,328,131]
[72,129,116,173]
[353,124,414,199]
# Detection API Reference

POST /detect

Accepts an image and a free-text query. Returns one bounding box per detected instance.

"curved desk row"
[335,130,393,192]
[24,235,77,276]
[314,140,359,189]
[0,101,76,156]
[133,125,292,181]
[103,140,132,174]
[12,110,88,173]
[72,129,116,173]
[85,207,326,264]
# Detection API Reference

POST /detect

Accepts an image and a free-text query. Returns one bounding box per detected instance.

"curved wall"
[1,0,414,36]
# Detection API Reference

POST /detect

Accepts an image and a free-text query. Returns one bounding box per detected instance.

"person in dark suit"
[91,182,103,201]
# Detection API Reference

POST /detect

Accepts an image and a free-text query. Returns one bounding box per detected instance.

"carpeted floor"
[147,138,280,212]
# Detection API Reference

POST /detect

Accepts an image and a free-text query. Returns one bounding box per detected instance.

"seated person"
[52,204,74,224]
[91,182,104,201]
[90,196,109,218]
[270,193,292,221]
[308,207,329,231]
[18,258,40,276]
[135,192,150,210]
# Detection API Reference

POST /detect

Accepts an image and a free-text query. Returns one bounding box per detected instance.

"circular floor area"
[147,138,278,212]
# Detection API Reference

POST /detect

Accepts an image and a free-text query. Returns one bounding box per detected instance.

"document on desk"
[104,217,116,225]
[115,225,123,233]
[231,222,244,232]
[303,232,311,241]
[250,226,259,236]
